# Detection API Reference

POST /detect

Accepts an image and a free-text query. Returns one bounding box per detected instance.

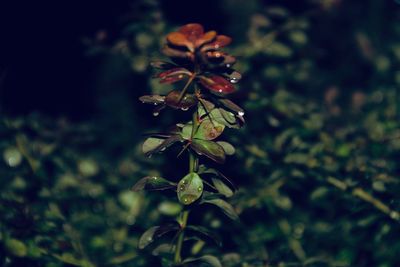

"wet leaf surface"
[190,139,226,164]
[177,172,204,205]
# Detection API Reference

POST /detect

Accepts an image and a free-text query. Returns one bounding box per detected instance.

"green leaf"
[216,141,235,155]
[212,178,233,197]
[195,119,225,140]
[187,225,222,246]
[191,139,225,164]
[152,243,173,256]
[177,172,204,205]
[182,255,222,267]
[197,166,236,190]
[198,99,215,117]
[181,123,193,140]
[142,135,182,156]
[131,176,176,191]
[138,224,179,249]
[142,137,164,154]
[158,201,182,216]
[5,238,27,257]
[201,198,239,220]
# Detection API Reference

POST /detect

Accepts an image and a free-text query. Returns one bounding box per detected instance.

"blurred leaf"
[5,238,27,257]
[182,255,222,267]
[201,198,239,220]
[187,225,222,246]
[212,178,233,197]
[138,223,179,249]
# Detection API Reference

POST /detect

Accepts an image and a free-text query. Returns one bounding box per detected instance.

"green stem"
[174,109,199,264]
[174,210,190,263]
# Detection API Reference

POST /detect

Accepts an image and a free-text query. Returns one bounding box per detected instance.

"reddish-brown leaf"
[198,75,236,94]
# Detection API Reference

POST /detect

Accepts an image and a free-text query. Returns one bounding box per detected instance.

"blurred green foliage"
[1,0,400,266]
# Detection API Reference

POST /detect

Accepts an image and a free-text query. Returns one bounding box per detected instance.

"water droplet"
[238,111,245,116]
[153,102,158,105]
[218,89,223,93]
[226,64,231,68]
[229,78,239,84]
[183,198,188,203]
[148,236,153,241]
[160,147,166,152]
[198,187,203,192]
[182,179,188,184]
[181,107,189,111]
[152,176,158,180]
[153,112,159,117]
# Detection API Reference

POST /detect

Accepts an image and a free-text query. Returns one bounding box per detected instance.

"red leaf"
[157,68,192,84]
[198,75,235,94]
[179,23,204,42]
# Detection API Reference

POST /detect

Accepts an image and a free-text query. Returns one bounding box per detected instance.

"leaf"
[197,166,236,190]
[216,141,235,155]
[138,224,179,249]
[177,172,204,205]
[181,123,193,140]
[198,75,235,94]
[166,32,190,48]
[187,225,222,246]
[152,243,174,256]
[142,135,182,156]
[211,178,233,197]
[201,198,239,220]
[142,137,164,154]
[165,90,198,110]
[182,255,222,267]
[131,176,176,192]
[190,139,226,164]
[195,119,225,140]
[157,67,192,84]
[202,35,232,51]
[5,238,27,257]
[207,108,241,129]
[139,95,165,105]
[150,61,177,69]
[218,99,244,115]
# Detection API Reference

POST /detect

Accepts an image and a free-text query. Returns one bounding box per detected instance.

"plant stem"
[174,209,190,263]
[174,109,199,264]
